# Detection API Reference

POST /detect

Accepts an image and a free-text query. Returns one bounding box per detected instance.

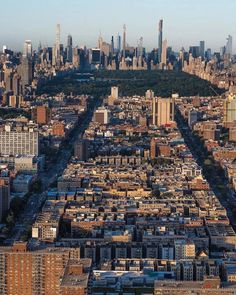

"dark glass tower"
[158,19,163,63]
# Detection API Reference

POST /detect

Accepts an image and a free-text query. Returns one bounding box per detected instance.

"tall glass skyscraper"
[226,35,233,57]
[158,19,163,63]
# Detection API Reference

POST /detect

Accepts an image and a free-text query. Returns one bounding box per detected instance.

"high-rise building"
[0,126,39,156]
[94,107,109,124]
[67,34,73,62]
[108,87,119,105]
[2,45,7,53]
[223,92,236,123]
[161,39,167,66]
[72,47,80,67]
[188,109,198,128]
[111,36,114,55]
[31,106,51,125]
[117,33,121,53]
[19,57,33,91]
[158,19,163,63]
[23,40,32,58]
[199,41,205,58]
[226,35,233,57]
[12,73,21,96]
[4,67,13,92]
[98,32,103,50]
[54,24,61,66]
[189,46,200,58]
[0,178,10,222]
[145,89,154,100]
[152,97,175,126]
[206,48,212,60]
[122,24,126,56]
[174,239,195,260]
[111,86,119,99]
[137,37,143,59]
[90,48,101,64]
[0,243,90,295]
[150,138,157,159]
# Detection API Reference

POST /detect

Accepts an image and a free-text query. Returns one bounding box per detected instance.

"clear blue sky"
[1,0,236,53]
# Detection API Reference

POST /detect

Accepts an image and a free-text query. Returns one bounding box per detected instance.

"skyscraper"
[111,36,114,55]
[189,46,200,58]
[23,40,32,58]
[122,24,126,56]
[20,56,33,91]
[117,33,121,53]
[206,48,212,60]
[226,35,233,57]
[55,24,61,66]
[67,34,73,62]
[161,39,167,66]
[152,97,175,126]
[199,41,205,58]
[98,32,103,49]
[137,37,143,59]
[158,19,163,63]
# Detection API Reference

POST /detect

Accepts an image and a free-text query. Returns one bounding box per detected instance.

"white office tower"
[23,40,32,58]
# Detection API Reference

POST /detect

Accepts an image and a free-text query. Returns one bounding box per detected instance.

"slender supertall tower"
[158,19,163,63]
[122,24,126,56]
[55,24,61,65]
[111,36,114,55]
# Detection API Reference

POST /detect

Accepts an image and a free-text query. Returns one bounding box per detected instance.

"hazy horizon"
[1,0,235,53]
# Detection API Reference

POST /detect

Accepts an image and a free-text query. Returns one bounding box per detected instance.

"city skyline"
[1,0,236,53]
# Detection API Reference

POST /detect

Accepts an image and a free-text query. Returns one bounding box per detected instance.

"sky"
[1,0,236,53]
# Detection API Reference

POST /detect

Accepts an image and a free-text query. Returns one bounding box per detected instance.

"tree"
[5,212,15,227]
[30,179,43,193]
[10,197,26,217]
